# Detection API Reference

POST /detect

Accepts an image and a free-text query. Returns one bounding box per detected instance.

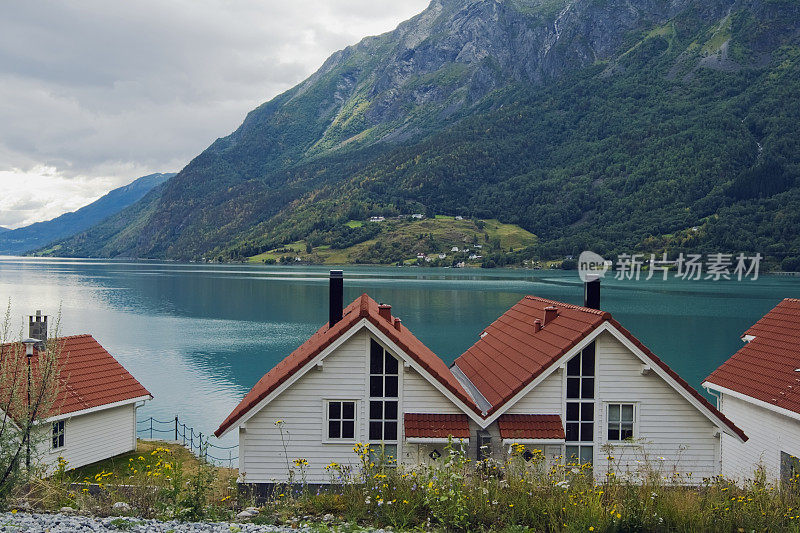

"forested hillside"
[45,0,800,269]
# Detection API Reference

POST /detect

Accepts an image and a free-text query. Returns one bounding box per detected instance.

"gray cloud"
[0,0,429,228]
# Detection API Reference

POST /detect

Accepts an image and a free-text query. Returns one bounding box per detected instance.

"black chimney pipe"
[584,275,601,310]
[329,270,343,328]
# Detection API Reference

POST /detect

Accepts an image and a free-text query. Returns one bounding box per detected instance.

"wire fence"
[136,416,238,467]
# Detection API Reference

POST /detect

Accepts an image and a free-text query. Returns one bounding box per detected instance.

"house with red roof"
[2,312,152,471]
[217,272,745,485]
[704,298,800,484]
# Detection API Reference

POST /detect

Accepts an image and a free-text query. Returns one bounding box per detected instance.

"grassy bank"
[5,440,800,531]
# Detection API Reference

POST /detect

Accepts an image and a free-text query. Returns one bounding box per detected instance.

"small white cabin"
[4,316,152,472]
[704,298,800,485]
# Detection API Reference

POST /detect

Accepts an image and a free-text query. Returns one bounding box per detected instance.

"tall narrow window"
[607,403,634,441]
[369,339,399,443]
[565,342,594,464]
[327,400,356,440]
[52,420,65,449]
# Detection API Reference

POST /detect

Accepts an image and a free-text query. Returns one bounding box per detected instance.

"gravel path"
[0,512,380,532]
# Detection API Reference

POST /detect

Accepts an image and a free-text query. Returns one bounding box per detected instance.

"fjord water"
[1,257,798,452]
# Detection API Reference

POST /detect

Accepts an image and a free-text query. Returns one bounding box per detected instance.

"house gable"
[216,294,481,438]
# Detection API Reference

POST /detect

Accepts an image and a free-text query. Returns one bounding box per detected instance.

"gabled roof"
[705,298,800,417]
[454,296,607,414]
[1,335,151,420]
[453,296,747,441]
[498,414,565,440]
[404,413,470,439]
[215,294,478,437]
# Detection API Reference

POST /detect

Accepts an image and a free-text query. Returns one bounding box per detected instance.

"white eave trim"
[604,323,747,443]
[502,438,564,445]
[43,394,152,423]
[703,381,800,424]
[218,318,485,438]
[407,437,469,444]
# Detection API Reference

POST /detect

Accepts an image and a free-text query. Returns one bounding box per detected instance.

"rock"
[322,513,334,522]
[112,502,131,512]
[60,506,75,513]
[236,510,254,519]
[244,506,260,515]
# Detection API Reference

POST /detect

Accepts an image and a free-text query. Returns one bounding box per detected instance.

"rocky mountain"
[2,173,174,255]
[47,0,800,268]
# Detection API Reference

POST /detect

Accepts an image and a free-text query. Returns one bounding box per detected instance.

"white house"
[703,298,800,485]
[216,274,745,486]
[3,313,152,471]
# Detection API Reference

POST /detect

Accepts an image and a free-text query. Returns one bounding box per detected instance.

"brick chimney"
[584,274,601,310]
[543,306,558,326]
[378,304,392,322]
[533,319,542,333]
[393,317,402,331]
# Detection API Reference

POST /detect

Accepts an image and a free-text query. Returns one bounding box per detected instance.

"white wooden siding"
[593,331,719,482]
[241,330,369,483]
[35,404,137,471]
[719,394,800,483]
[507,369,563,414]
[403,367,461,414]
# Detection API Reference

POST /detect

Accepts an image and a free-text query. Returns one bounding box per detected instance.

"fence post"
[199,432,204,462]
[190,430,193,451]
[150,417,153,440]
[174,415,178,442]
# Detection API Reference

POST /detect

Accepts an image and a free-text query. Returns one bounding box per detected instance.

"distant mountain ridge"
[45,0,800,268]
[0,173,174,255]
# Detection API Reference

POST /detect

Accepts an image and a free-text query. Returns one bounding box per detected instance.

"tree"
[0,303,62,499]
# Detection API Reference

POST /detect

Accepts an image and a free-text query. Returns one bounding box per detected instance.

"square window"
[384,376,399,397]
[370,401,383,419]
[606,403,635,442]
[567,377,580,399]
[327,400,356,440]
[370,376,383,397]
[566,403,579,421]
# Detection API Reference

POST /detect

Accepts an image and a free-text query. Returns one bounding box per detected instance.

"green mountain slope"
[1,173,174,255]
[47,0,800,268]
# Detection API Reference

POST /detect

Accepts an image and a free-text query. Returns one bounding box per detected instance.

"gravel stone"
[0,512,390,532]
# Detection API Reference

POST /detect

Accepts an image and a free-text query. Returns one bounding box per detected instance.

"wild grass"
[4,439,800,531]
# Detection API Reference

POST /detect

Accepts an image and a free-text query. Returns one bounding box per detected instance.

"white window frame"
[605,402,637,444]
[367,338,400,445]
[322,399,358,444]
[562,342,597,465]
[51,419,66,450]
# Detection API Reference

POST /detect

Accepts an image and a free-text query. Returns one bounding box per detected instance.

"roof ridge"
[523,296,611,317]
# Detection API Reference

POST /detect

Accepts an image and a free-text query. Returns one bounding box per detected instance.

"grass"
[69,440,202,481]
[247,217,536,266]
[5,439,800,531]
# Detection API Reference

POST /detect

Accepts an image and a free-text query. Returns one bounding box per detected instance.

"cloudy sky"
[0,0,429,229]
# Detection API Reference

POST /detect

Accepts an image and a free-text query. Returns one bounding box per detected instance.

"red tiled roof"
[1,335,151,420]
[454,296,608,414]
[498,414,565,440]
[404,413,471,439]
[705,298,800,417]
[215,294,478,437]
[454,296,747,442]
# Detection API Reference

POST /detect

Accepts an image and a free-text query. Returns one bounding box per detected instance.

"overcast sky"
[0,0,429,229]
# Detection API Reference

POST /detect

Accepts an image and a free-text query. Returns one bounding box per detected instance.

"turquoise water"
[0,257,797,452]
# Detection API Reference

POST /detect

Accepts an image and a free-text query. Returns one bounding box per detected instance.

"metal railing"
[136,416,238,467]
